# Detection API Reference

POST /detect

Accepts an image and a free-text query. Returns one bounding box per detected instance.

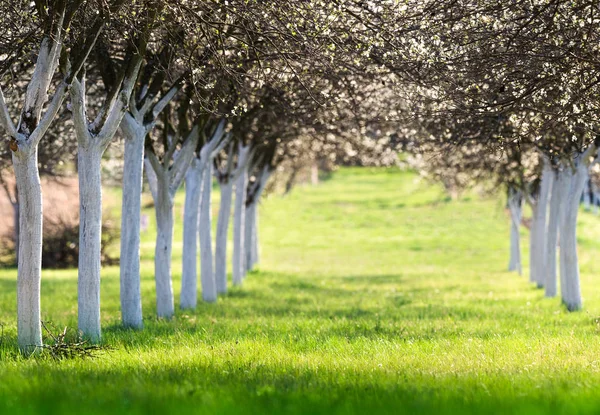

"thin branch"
[69,77,91,146]
[170,126,200,195]
[0,86,17,138]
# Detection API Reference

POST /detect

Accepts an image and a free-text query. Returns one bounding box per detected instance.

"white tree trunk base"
[200,164,217,302]
[13,150,43,353]
[507,189,522,275]
[215,181,233,294]
[119,118,145,328]
[559,163,587,311]
[181,160,202,309]
[232,167,248,285]
[77,146,104,342]
[544,168,567,298]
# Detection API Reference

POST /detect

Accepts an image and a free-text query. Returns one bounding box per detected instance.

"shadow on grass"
[0,267,587,357]
[0,354,591,415]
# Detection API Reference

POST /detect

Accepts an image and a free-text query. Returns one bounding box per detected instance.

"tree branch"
[29,81,69,148]
[170,126,200,195]
[70,77,92,147]
[0,86,17,138]
[144,155,161,201]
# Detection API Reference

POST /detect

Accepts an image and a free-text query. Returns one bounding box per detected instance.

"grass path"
[1,168,600,414]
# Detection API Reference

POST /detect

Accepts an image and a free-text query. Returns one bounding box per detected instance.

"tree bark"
[545,167,569,298]
[247,168,270,271]
[531,162,552,287]
[118,115,145,328]
[311,163,319,185]
[559,162,589,311]
[180,159,202,309]
[583,173,592,211]
[12,187,19,263]
[12,150,43,352]
[529,200,539,283]
[233,165,248,285]
[251,206,259,268]
[215,180,233,294]
[200,163,217,302]
[152,177,175,318]
[245,201,256,273]
[507,188,522,275]
[77,144,103,342]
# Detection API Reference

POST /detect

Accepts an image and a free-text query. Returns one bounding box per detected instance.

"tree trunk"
[77,145,103,342]
[180,159,202,309]
[200,164,217,302]
[233,166,248,285]
[12,150,43,353]
[532,163,553,287]
[118,118,145,328]
[215,180,233,294]
[529,202,539,284]
[545,168,569,297]
[311,163,319,185]
[12,197,19,263]
[559,162,588,311]
[244,202,255,273]
[251,206,259,268]
[153,182,175,318]
[507,188,522,275]
[583,173,592,211]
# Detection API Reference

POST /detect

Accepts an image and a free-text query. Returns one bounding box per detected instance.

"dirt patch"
[0,174,79,239]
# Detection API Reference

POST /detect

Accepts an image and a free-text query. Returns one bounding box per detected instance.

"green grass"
[1,167,600,414]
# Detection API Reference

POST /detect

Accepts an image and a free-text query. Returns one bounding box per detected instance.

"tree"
[180,118,229,308]
[0,0,124,352]
[69,1,163,340]
[144,96,201,318]
[369,0,600,310]
[117,43,187,328]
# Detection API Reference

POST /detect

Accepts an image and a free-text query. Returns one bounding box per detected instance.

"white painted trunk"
[200,164,217,302]
[232,167,248,285]
[583,176,592,211]
[153,184,175,318]
[12,198,19,270]
[251,206,259,267]
[559,163,588,311]
[532,163,553,287]
[77,145,103,342]
[545,168,569,297]
[311,163,319,185]
[507,189,522,275]
[13,150,42,352]
[118,118,145,328]
[529,205,540,285]
[215,180,233,294]
[180,159,202,309]
[145,124,199,317]
[244,202,255,273]
[247,168,269,271]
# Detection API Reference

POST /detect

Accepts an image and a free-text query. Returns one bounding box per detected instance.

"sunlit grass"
[0,167,600,414]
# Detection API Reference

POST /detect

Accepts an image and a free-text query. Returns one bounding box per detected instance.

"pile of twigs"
[35,321,110,360]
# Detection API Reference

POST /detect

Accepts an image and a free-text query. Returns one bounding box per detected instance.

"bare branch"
[29,81,69,148]
[69,77,92,146]
[0,86,17,139]
[170,126,200,194]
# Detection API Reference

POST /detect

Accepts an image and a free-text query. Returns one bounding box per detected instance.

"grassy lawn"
[1,167,600,414]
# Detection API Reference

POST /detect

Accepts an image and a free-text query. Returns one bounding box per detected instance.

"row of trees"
[2,0,599,352]
[398,0,600,311]
[0,0,397,352]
